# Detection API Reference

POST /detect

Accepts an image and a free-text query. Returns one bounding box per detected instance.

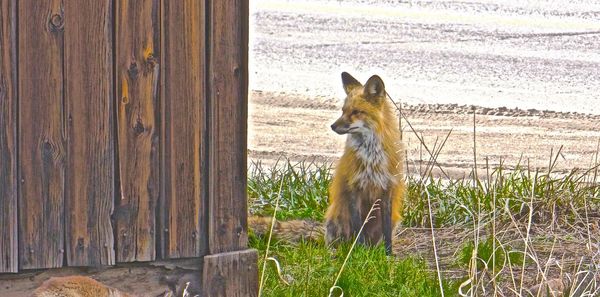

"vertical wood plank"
[115,0,160,263]
[202,249,258,297]
[64,0,115,266]
[208,0,249,254]
[18,0,66,270]
[0,0,18,273]
[160,0,206,258]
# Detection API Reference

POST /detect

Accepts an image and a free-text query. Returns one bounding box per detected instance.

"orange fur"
[31,276,134,297]
[326,72,405,245]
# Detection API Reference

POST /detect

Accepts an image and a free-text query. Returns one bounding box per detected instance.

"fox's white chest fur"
[347,131,395,190]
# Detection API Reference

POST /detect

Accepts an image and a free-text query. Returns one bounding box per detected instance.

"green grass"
[250,232,460,297]
[248,159,331,221]
[456,236,524,270]
[248,159,600,227]
[248,157,600,296]
[405,163,600,227]
[248,159,460,296]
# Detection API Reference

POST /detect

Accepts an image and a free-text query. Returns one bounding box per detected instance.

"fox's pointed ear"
[341,72,362,95]
[363,75,385,99]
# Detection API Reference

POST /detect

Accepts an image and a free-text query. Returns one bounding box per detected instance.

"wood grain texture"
[160,0,206,259]
[208,0,249,254]
[18,0,66,270]
[64,0,115,266]
[202,249,258,297]
[0,0,18,273]
[115,0,160,263]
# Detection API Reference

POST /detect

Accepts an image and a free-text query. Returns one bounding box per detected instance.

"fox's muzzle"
[330,123,344,135]
[330,118,349,135]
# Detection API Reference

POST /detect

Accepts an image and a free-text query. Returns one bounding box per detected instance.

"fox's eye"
[351,110,361,116]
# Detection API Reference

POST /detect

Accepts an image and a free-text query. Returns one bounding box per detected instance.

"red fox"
[31,276,134,297]
[325,72,405,245]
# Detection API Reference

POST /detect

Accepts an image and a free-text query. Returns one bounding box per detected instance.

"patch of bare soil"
[249,91,600,178]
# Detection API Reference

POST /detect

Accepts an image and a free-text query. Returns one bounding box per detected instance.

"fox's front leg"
[325,207,350,245]
[380,189,393,253]
[325,199,346,244]
[348,193,364,243]
[325,190,360,244]
[362,190,392,250]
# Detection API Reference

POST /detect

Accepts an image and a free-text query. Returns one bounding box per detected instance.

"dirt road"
[249,91,600,178]
[248,0,600,175]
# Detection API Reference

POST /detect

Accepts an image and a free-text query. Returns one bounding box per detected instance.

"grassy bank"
[248,156,600,296]
[251,234,459,296]
[248,158,600,227]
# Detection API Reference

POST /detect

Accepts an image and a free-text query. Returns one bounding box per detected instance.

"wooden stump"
[202,249,258,297]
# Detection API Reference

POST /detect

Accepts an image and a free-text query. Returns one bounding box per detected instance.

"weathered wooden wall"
[115,0,160,263]
[203,1,257,295]
[160,0,207,260]
[0,1,255,293]
[0,0,18,274]
[64,0,116,267]
[18,0,66,270]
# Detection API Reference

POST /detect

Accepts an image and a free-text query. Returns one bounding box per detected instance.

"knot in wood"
[133,119,145,135]
[128,62,139,80]
[41,140,54,163]
[48,14,64,32]
[42,139,51,147]
[77,238,85,249]
[145,54,158,69]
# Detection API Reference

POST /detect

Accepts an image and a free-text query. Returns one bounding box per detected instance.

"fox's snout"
[330,123,338,132]
[330,118,349,135]
[330,122,343,134]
